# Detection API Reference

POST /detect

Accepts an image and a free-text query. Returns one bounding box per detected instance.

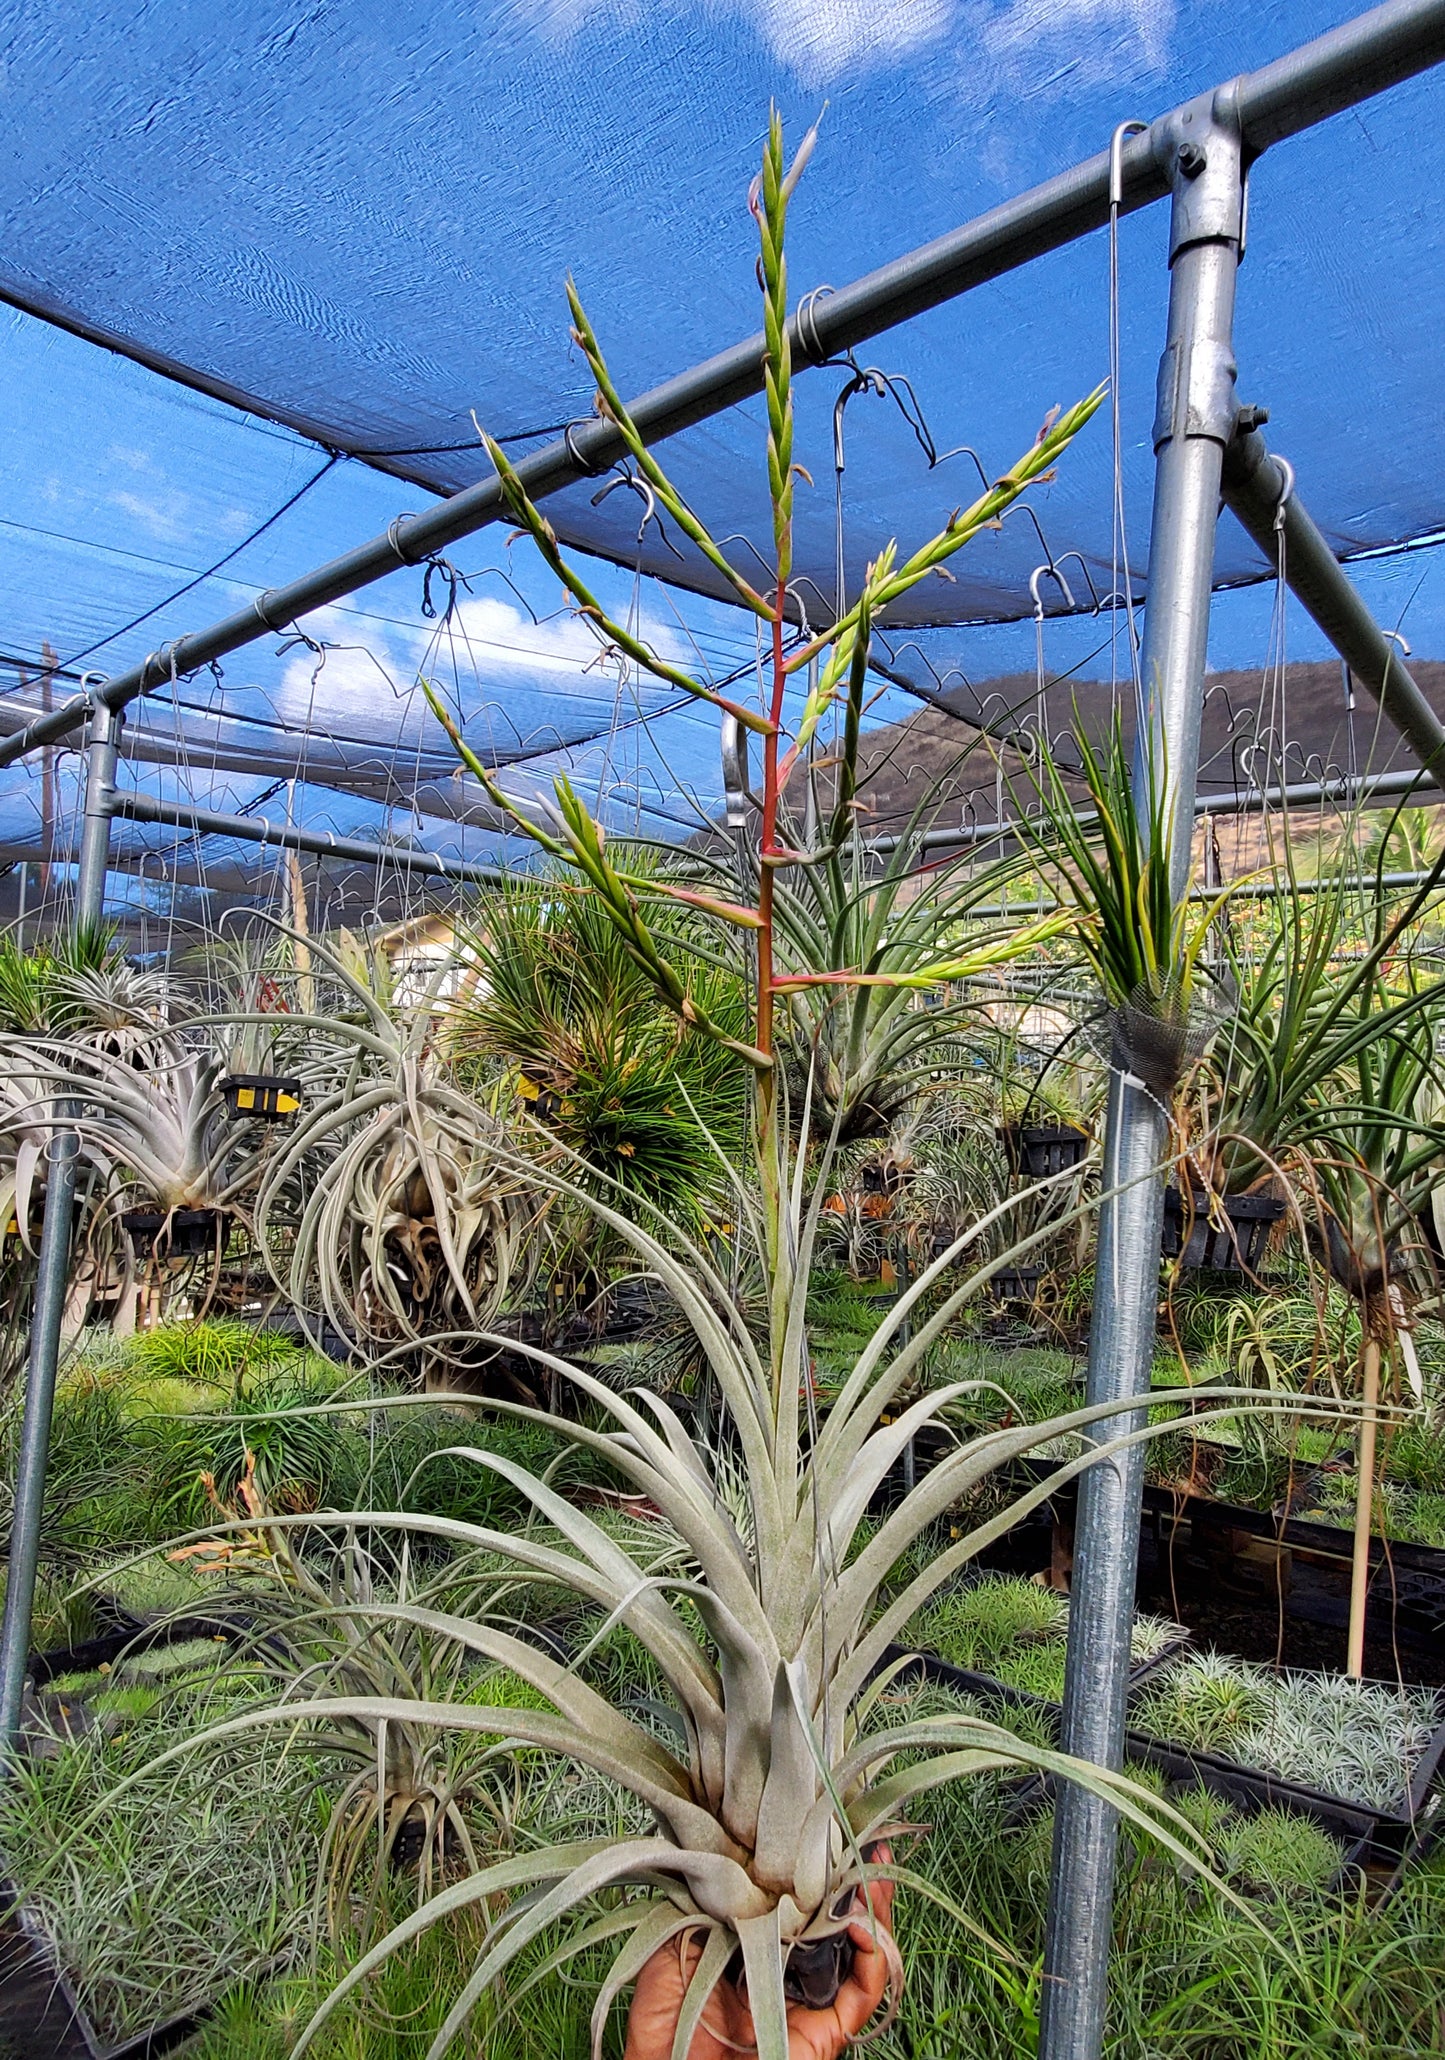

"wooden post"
[1346,1335,1382,1679]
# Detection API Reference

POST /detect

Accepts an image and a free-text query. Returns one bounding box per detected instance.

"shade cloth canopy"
[1,0,1443,913]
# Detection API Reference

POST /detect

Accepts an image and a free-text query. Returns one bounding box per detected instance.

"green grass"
[903,1575,1184,1703]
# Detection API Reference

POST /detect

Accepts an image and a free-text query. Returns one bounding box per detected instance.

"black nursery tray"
[1122,1669,1445,1848]
[0,1878,202,2060]
[29,1605,249,1689]
[1139,1485,1445,1650]
[881,1633,1185,1718]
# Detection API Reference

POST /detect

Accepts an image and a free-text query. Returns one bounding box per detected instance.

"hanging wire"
[60,454,342,673]
[1109,119,1148,718]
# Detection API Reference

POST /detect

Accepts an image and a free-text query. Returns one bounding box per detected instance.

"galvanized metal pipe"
[1220,428,1445,775]
[1038,90,1245,2060]
[0,1130,79,1753]
[0,700,121,1757]
[1,0,1442,770]
[869,764,1443,857]
[111,790,507,886]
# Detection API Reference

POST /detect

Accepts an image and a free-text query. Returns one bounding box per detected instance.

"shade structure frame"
[2,0,1445,780]
[1037,80,1248,2060]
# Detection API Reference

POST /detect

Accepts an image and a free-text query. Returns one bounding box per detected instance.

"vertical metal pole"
[0,699,119,1755]
[1039,93,1244,2060]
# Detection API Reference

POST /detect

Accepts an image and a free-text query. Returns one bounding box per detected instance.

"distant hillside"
[845,659,1445,853]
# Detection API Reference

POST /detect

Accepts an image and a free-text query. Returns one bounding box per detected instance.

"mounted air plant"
[252,928,537,1385]
[112,113,1275,2060]
[0,924,162,1045]
[0,1046,63,1259]
[1013,712,1237,1100]
[0,1030,278,1334]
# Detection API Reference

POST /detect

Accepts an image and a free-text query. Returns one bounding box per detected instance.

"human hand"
[624,1862,896,2060]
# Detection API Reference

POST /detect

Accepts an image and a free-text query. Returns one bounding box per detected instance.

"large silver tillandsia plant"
[90,115,1265,2060]
[246,925,539,1377]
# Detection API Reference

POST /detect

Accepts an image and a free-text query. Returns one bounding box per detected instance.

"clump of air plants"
[1135,1652,1441,1812]
[1135,1649,1272,1754]
[1223,1807,1343,1898]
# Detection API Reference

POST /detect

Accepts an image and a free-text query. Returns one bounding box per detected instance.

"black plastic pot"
[120,1208,226,1257]
[1162,1188,1284,1272]
[988,1263,1043,1305]
[783,1932,854,2010]
[219,1073,301,1122]
[1000,1123,1090,1180]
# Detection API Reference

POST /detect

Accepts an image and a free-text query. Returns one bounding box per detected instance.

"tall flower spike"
[755,107,817,587]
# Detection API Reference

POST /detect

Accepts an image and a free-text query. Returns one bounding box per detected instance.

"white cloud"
[521,0,1172,87]
[109,488,195,545]
[740,0,954,85]
[525,0,954,84]
[976,0,1174,87]
[274,594,693,734]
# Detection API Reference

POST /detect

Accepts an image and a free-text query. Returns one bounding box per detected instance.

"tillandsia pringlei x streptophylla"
[104,116,1271,2060]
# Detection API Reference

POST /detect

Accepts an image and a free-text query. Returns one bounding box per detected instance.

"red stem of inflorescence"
[754,580,790,1061]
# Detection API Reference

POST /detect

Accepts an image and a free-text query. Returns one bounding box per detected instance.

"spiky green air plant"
[447,868,749,1235]
[0,922,126,1036]
[1014,711,1238,1099]
[1191,812,1445,1223]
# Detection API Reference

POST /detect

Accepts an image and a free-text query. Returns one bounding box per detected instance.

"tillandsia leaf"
[841,1726,1280,1948]
[670,1923,735,2060]
[566,279,772,621]
[737,1907,790,2060]
[284,1598,718,1827]
[415,1846,765,2060]
[423,683,772,1072]
[833,1388,1333,1702]
[588,1904,700,2060]
[785,388,1107,680]
[770,909,1080,990]
[476,432,774,732]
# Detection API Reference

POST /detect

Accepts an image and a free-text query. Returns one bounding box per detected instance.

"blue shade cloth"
[3,0,1445,629]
